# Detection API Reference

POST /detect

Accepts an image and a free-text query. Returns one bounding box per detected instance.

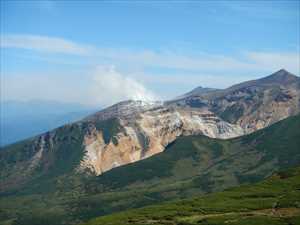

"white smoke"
[92,65,158,106]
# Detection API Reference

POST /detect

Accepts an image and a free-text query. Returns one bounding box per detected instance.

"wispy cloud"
[95,49,252,71]
[1,34,299,105]
[1,34,93,55]
[1,34,299,74]
[96,48,299,75]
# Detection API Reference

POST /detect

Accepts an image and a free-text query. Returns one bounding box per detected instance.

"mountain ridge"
[169,69,300,131]
[1,69,299,178]
[225,69,300,91]
[173,69,300,101]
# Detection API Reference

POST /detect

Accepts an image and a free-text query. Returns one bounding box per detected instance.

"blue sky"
[1,0,299,106]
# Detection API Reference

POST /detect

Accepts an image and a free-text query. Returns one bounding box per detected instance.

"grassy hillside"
[0,123,87,194]
[0,114,300,225]
[0,118,122,194]
[83,166,300,225]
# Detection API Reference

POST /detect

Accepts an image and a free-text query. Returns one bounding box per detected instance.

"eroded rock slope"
[80,102,244,175]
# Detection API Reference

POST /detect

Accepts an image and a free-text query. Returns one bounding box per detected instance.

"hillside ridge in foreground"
[83,166,300,225]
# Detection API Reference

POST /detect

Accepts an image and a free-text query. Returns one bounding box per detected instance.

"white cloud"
[94,48,299,74]
[94,48,253,71]
[1,34,299,106]
[92,65,158,106]
[1,34,93,55]
[1,34,299,74]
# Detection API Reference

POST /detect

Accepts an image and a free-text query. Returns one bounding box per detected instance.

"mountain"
[1,112,299,225]
[83,166,300,225]
[2,69,298,177]
[0,100,97,146]
[168,69,300,132]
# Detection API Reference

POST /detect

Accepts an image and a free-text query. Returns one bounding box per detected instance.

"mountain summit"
[259,69,299,86]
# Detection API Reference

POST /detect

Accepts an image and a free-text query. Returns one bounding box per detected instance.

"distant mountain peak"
[174,86,220,100]
[270,68,295,77]
[270,68,297,78]
[261,69,299,86]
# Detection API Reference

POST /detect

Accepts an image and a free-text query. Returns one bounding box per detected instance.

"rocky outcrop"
[79,103,244,175]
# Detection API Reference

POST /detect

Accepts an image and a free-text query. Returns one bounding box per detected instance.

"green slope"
[0,114,300,225]
[0,118,121,194]
[83,166,300,225]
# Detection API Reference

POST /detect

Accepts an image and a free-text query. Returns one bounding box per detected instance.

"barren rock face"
[79,104,244,175]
